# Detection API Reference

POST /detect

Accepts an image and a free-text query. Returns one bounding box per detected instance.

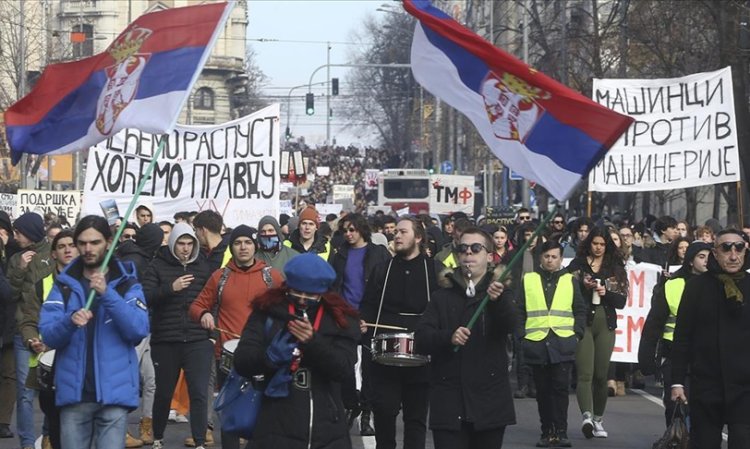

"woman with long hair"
[233,253,360,449]
[566,227,628,440]
[490,225,512,265]
[667,237,691,267]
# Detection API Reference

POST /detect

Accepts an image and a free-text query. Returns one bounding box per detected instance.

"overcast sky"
[247,1,390,147]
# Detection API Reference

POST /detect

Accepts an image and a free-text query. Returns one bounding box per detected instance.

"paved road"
[1,381,723,449]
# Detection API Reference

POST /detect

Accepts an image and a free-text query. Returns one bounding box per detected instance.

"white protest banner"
[0,194,16,219]
[429,174,475,214]
[279,200,293,217]
[333,184,355,202]
[316,166,330,177]
[316,203,343,218]
[611,263,661,363]
[82,105,280,228]
[590,67,740,192]
[18,190,81,220]
[365,169,379,191]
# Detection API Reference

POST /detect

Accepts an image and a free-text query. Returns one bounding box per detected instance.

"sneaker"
[535,430,552,447]
[593,419,608,438]
[168,409,177,422]
[555,430,572,447]
[175,414,189,423]
[153,440,164,449]
[581,416,594,439]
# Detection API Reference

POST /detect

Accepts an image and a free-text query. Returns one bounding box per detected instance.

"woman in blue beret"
[233,253,360,449]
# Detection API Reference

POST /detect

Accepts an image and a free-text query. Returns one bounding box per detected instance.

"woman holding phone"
[566,227,628,440]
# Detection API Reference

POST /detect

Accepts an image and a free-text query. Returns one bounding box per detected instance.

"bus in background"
[378,169,431,214]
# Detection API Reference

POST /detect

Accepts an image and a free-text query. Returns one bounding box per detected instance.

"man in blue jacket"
[39,215,150,449]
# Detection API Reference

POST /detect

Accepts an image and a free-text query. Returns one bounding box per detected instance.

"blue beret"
[284,253,336,294]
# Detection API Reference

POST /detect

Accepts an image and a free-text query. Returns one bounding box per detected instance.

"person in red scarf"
[233,253,360,449]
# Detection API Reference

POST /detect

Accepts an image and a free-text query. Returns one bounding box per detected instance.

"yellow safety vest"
[221,247,232,268]
[523,272,575,341]
[283,239,331,260]
[662,277,685,342]
[29,274,55,368]
[441,252,458,269]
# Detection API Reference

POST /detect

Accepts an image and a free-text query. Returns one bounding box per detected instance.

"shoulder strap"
[216,267,232,311]
[261,267,273,288]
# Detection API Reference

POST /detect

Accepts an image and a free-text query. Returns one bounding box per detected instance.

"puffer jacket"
[142,223,212,344]
[233,289,359,449]
[38,257,149,408]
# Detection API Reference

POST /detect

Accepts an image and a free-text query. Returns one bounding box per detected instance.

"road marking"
[630,388,728,442]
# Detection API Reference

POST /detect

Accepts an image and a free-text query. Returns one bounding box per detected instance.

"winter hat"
[684,241,712,268]
[13,212,45,243]
[0,211,11,235]
[135,223,164,256]
[299,207,319,228]
[279,214,290,227]
[284,253,336,294]
[229,224,257,246]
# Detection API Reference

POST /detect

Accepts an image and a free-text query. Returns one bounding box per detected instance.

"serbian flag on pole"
[5,2,234,165]
[403,0,633,200]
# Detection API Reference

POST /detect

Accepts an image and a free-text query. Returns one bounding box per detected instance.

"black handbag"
[652,399,690,449]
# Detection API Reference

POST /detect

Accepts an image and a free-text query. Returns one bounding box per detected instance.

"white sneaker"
[581,417,594,439]
[168,409,177,422]
[152,440,164,449]
[175,414,189,423]
[593,419,608,438]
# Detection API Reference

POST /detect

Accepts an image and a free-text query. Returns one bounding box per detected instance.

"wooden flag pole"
[84,136,168,310]
[587,191,593,218]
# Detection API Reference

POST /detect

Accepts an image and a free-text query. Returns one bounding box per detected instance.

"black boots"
[359,411,375,436]
[345,405,361,430]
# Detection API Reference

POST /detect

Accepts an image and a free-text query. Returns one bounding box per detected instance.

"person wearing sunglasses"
[518,240,586,447]
[639,241,710,429]
[329,213,391,436]
[566,226,628,440]
[671,229,750,448]
[549,214,566,234]
[416,227,517,449]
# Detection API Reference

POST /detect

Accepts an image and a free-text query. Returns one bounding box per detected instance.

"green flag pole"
[454,203,559,352]
[84,135,168,310]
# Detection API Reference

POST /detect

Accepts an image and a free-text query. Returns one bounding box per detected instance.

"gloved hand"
[264,368,293,398]
[266,330,297,368]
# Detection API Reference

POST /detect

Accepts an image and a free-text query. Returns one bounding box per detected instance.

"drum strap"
[372,260,394,341]
[216,267,232,308]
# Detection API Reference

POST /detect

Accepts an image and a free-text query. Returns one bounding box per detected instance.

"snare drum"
[371,332,429,367]
[219,339,239,375]
[37,350,56,391]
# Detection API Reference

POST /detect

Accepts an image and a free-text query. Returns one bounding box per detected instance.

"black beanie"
[683,241,712,268]
[135,223,164,256]
[0,211,11,235]
[13,212,45,243]
[230,225,257,246]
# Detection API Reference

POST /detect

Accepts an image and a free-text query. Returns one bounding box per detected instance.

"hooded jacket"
[5,238,52,345]
[255,215,299,273]
[189,259,283,358]
[38,257,149,408]
[233,288,359,449]
[415,270,517,431]
[142,222,212,344]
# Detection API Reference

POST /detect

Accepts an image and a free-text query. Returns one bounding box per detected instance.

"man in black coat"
[416,227,516,449]
[360,217,438,449]
[671,229,750,448]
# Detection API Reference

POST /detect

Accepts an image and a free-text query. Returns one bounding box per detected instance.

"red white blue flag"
[5,2,233,165]
[403,0,634,200]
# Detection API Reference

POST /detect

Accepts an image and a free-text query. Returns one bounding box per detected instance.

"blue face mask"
[258,235,280,251]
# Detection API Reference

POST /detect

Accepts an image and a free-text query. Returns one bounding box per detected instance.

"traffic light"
[285,126,292,141]
[332,78,339,96]
[305,93,314,115]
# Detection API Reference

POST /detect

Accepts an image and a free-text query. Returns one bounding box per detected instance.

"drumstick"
[215,327,241,339]
[363,322,408,331]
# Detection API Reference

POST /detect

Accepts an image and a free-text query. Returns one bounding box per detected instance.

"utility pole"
[521,0,530,209]
[19,0,27,190]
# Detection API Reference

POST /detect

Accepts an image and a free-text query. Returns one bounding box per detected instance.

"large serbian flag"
[403,0,633,200]
[5,2,233,165]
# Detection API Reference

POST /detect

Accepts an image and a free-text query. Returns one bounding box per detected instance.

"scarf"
[716,272,745,304]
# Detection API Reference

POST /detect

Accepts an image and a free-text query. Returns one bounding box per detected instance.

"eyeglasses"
[552,220,564,224]
[457,243,487,254]
[718,241,746,253]
[519,216,531,221]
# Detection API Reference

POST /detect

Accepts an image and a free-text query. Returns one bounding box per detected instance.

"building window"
[194,87,215,110]
[72,24,94,59]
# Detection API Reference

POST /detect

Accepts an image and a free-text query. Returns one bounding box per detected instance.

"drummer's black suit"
[360,253,438,449]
